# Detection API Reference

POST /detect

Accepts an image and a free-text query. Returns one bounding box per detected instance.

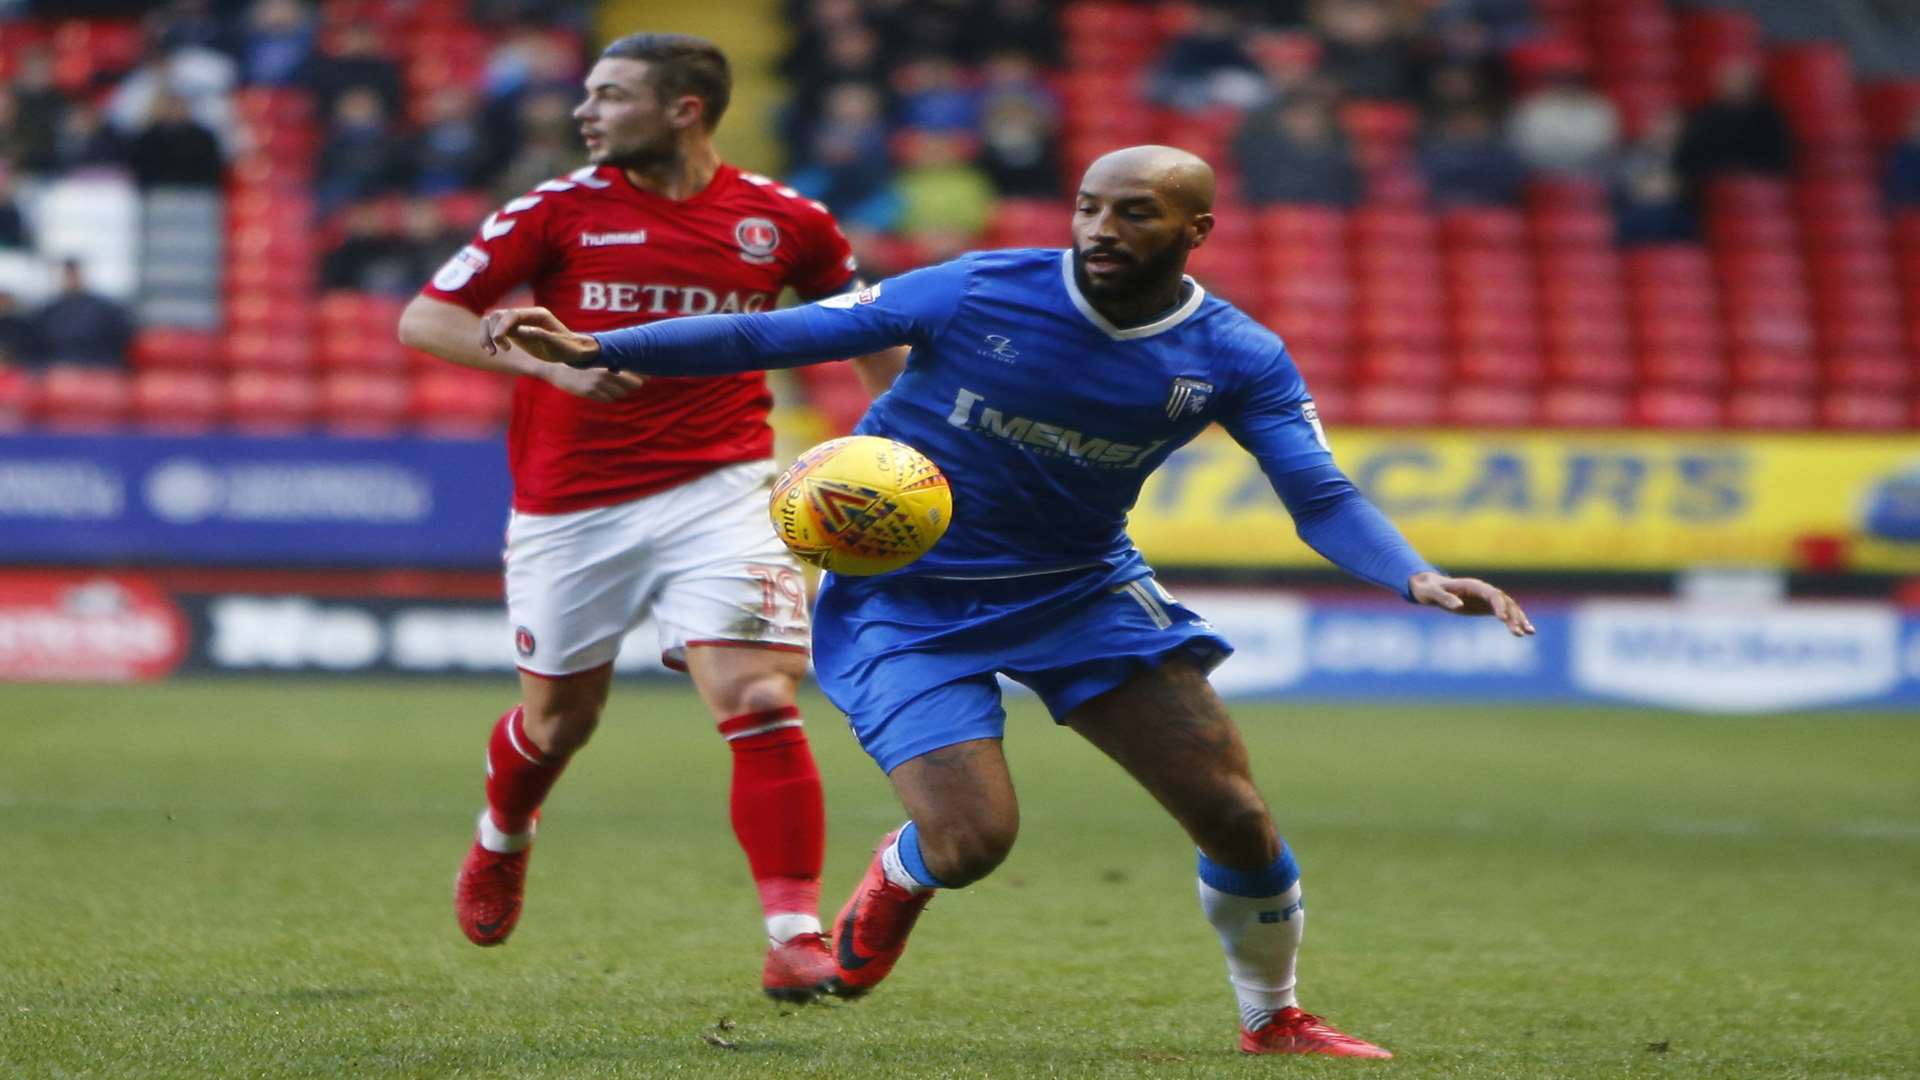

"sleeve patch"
[1301,400,1330,450]
[816,281,881,310]
[431,245,491,292]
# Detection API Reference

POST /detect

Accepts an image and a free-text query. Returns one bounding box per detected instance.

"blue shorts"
[812,563,1234,773]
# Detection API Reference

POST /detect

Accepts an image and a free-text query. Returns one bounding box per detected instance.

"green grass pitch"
[4,679,1917,1078]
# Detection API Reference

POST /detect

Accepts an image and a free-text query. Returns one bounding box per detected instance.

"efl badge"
[735,217,780,264]
[1164,376,1214,420]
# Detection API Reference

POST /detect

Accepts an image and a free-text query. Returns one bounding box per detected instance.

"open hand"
[482,306,603,368]
[1408,571,1536,637]
[544,364,646,402]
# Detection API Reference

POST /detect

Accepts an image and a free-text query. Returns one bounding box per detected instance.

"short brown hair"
[600,32,731,130]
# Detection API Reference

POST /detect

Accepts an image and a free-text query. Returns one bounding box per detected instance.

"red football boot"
[1241,1007,1393,1058]
[454,818,531,947]
[761,931,835,1002]
[825,831,933,999]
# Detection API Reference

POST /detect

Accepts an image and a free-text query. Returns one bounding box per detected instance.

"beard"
[1071,239,1188,304]
[594,134,677,171]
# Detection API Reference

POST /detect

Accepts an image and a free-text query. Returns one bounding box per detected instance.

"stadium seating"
[4,0,1915,434]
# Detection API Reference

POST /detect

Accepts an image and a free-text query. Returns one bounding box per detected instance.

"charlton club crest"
[735,217,780,264]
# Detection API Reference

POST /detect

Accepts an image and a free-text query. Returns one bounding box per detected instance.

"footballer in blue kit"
[485,145,1535,1058]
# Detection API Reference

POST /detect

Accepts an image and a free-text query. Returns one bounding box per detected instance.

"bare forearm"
[399,295,545,377]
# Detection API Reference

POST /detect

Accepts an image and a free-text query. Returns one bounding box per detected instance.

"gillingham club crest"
[1164,376,1214,420]
[735,217,780,264]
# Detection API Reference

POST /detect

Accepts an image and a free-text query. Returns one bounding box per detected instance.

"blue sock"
[883,820,949,890]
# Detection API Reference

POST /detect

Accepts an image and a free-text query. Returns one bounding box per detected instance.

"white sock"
[1197,878,1304,1030]
[476,809,534,853]
[765,913,822,945]
[880,834,935,894]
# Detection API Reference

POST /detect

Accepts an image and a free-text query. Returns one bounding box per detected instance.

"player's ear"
[667,93,705,132]
[1187,212,1215,251]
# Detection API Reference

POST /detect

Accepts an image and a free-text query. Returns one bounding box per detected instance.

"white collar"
[1058,249,1206,341]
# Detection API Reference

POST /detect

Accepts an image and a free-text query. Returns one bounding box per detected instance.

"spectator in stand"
[1235,92,1363,206]
[781,19,886,155]
[789,82,900,230]
[149,0,237,58]
[1147,4,1268,112]
[413,87,490,195]
[52,99,129,173]
[32,260,132,367]
[1614,106,1693,245]
[107,42,239,155]
[0,164,30,248]
[893,129,995,259]
[2,48,68,173]
[321,201,409,294]
[893,54,980,133]
[306,20,403,121]
[128,88,226,189]
[1420,103,1526,205]
[1675,57,1792,193]
[0,289,41,366]
[1315,0,1415,101]
[490,87,575,200]
[968,0,1061,67]
[1883,107,1920,207]
[315,86,410,213]
[240,0,316,87]
[978,54,1063,198]
[1247,31,1325,107]
[1507,66,1618,177]
[1426,0,1533,47]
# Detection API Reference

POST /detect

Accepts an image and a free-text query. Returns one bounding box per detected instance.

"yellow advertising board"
[1128,430,1920,572]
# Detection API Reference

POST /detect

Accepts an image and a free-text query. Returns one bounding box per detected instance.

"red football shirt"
[421,163,858,514]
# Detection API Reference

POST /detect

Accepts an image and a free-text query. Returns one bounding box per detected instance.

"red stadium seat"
[1353,382,1443,426]
[1546,341,1635,388]
[1541,384,1631,428]
[1633,386,1723,429]
[1726,388,1816,430]
[410,369,511,434]
[227,371,318,432]
[0,365,30,429]
[1863,80,1920,149]
[319,372,410,435]
[131,329,222,371]
[1824,353,1909,391]
[1639,345,1727,389]
[1821,389,1910,430]
[1445,383,1538,428]
[31,365,131,430]
[1357,347,1448,386]
[1440,207,1528,250]
[1730,348,1819,388]
[1455,343,1544,384]
[131,370,225,432]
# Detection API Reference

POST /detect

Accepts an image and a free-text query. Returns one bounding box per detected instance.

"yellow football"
[769,435,952,575]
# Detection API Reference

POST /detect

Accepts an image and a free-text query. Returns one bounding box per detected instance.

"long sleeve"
[590,259,969,376]
[1221,340,1435,598]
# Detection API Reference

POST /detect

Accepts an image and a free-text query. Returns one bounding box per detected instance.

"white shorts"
[504,460,811,676]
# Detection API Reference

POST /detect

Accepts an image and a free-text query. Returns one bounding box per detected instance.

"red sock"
[485,705,569,835]
[721,707,825,918]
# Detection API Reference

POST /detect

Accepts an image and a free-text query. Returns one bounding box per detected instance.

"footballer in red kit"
[397,32,904,1001]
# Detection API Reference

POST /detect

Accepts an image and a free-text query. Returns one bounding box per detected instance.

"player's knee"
[520,703,601,758]
[921,818,1018,887]
[724,671,800,719]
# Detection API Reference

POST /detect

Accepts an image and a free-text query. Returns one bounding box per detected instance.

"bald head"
[1081,145,1216,216]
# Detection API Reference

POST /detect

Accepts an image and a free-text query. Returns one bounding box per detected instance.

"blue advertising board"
[0,434,512,567]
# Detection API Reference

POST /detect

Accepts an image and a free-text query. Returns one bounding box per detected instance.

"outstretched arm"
[481,301,912,375]
[1272,464,1534,636]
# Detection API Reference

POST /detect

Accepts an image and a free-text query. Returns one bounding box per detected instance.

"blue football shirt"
[592,247,1429,590]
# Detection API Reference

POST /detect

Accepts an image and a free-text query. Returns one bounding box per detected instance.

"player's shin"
[1196,844,1305,1031]
[721,707,827,942]
[482,705,571,850]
